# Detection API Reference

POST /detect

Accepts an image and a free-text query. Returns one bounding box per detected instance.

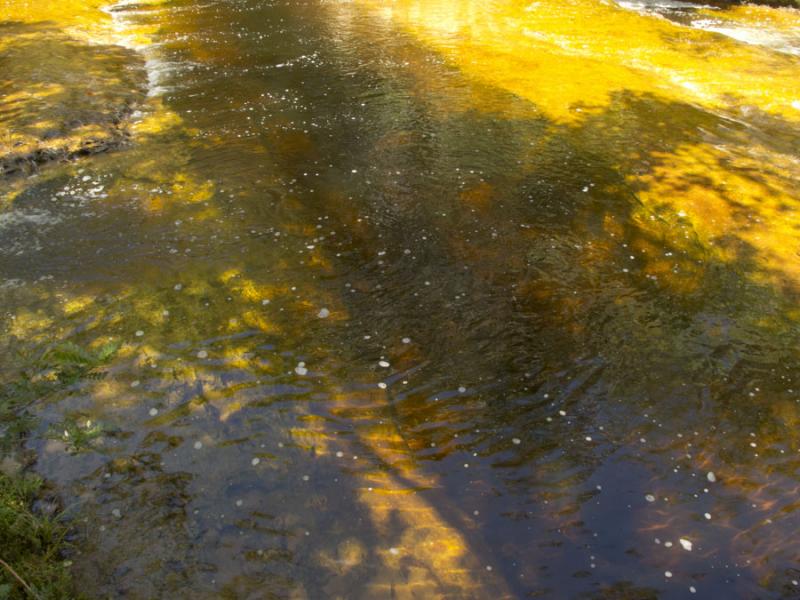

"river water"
[2,0,800,597]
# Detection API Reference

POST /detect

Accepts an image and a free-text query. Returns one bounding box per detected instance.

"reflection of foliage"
[0,472,76,600]
[0,377,47,455]
[0,0,799,596]
[46,418,105,455]
[0,408,36,457]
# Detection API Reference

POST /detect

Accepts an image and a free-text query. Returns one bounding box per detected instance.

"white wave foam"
[102,0,174,97]
[691,19,800,56]
[617,0,706,10]
[0,208,62,229]
[617,0,800,56]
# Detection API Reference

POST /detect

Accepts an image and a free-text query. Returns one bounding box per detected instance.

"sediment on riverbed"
[0,9,147,178]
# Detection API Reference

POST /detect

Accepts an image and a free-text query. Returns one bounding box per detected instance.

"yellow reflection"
[0,0,170,43]
[0,0,164,178]
[630,139,800,290]
[349,0,800,123]
[0,0,109,30]
[131,103,184,137]
[338,0,800,293]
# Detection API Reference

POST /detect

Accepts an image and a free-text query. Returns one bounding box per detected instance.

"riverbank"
[0,335,121,597]
[1,372,74,599]
[0,1,145,595]
[0,470,76,600]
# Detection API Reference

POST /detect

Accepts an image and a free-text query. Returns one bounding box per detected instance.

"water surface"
[2,0,800,597]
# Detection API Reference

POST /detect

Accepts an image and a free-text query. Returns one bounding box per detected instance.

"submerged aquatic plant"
[39,341,120,386]
[0,340,119,453]
[45,418,105,455]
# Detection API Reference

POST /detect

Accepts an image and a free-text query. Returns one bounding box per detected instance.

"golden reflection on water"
[345,0,800,295]
[0,0,175,180]
[351,0,800,122]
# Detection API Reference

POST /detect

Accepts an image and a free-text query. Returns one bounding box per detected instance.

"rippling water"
[2,0,800,597]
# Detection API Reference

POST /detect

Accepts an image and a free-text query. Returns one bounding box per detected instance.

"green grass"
[0,338,119,599]
[0,473,75,599]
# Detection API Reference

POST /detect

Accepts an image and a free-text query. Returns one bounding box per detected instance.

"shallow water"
[2,0,800,597]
